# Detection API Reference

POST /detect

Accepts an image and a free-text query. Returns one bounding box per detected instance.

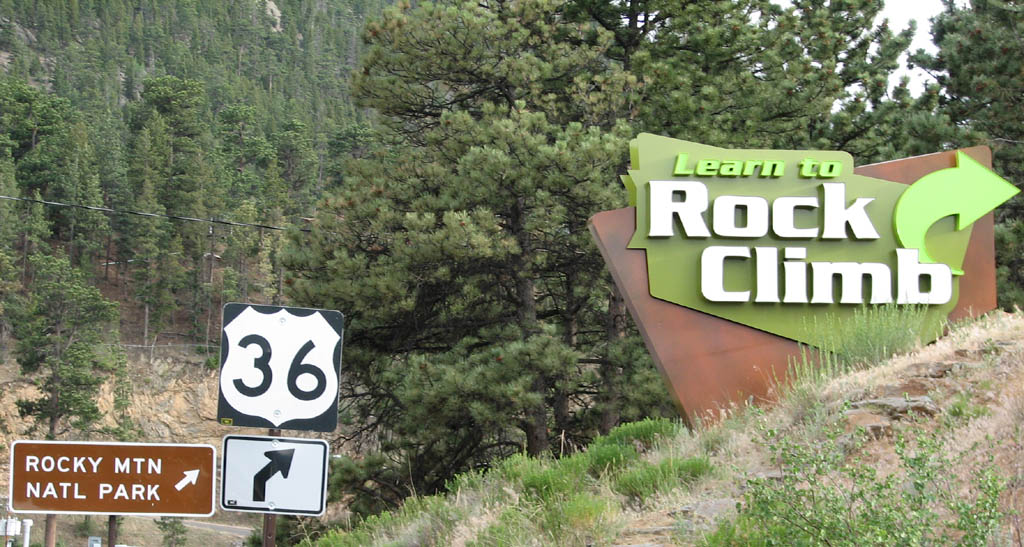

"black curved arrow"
[253,449,295,502]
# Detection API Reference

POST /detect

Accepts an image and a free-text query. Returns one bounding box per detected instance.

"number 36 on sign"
[217,303,344,432]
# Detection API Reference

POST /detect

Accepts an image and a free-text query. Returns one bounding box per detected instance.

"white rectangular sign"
[220,435,329,516]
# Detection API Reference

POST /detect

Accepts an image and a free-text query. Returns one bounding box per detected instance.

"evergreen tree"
[8,251,120,547]
[570,0,915,161]
[154,516,187,546]
[126,126,182,345]
[17,120,110,264]
[285,0,666,513]
[0,150,19,343]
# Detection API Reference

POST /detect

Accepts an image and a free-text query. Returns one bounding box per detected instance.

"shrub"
[583,442,639,477]
[946,391,991,424]
[803,303,930,368]
[315,495,459,547]
[704,426,1004,546]
[541,492,618,544]
[497,453,588,504]
[471,508,531,547]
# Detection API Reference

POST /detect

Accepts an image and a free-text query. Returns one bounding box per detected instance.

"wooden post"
[108,515,118,547]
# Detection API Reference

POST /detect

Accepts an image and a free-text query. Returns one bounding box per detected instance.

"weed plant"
[803,303,929,368]
[316,496,460,547]
[702,425,1004,546]
[591,417,682,449]
[316,418,698,546]
[945,391,992,425]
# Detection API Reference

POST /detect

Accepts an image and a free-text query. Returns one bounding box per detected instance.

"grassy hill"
[310,310,1024,546]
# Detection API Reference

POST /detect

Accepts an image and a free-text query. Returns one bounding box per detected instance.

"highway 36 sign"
[220,435,329,516]
[8,441,215,516]
[217,303,344,432]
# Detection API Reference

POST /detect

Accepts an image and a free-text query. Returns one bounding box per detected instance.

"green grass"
[613,456,712,502]
[313,312,1013,547]
[591,417,682,449]
[945,391,991,423]
[315,495,460,547]
[316,418,702,546]
[701,426,1005,546]
[803,303,930,368]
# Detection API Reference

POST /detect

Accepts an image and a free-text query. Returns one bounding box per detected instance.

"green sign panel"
[623,134,1018,345]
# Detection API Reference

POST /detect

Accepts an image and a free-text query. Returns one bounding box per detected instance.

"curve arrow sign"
[253,449,295,502]
[894,150,1019,275]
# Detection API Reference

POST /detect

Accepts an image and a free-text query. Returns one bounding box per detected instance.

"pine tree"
[579,0,916,161]
[9,250,120,547]
[285,0,656,511]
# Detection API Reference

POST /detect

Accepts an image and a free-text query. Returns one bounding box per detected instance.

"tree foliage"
[9,251,120,438]
[285,0,678,514]
[5,0,1022,532]
[282,0,925,516]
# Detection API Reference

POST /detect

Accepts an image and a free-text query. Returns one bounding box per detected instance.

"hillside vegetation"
[312,311,1024,546]
[2,0,1024,544]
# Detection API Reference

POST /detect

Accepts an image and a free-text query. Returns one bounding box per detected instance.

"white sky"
[878,0,946,94]
[880,0,945,54]
[773,0,955,94]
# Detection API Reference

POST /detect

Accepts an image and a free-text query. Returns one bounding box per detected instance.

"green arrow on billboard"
[893,151,1019,275]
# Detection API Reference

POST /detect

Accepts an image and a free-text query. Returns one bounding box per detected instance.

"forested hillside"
[0,0,379,347]
[1,0,1023,544]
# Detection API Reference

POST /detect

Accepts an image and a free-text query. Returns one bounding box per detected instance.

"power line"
[0,194,311,232]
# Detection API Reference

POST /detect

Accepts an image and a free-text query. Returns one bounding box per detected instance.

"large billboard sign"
[590,134,1017,421]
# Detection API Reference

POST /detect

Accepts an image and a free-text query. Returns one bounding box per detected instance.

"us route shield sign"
[8,441,216,516]
[217,303,344,432]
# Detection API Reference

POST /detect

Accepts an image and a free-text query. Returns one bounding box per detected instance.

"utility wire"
[0,194,311,232]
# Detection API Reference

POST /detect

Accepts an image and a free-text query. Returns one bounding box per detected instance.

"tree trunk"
[599,286,627,434]
[143,302,150,347]
[44,382,60,547]
[21,231,29,285]
[104,233,112,280]
[274,265,283,305]
[524,376,549,457]
[553,313,577,448]
[512,197,548,456]
[205,227,215,352]
[520,272,549,457]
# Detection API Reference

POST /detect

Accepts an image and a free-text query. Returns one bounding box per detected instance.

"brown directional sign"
[589,147,999,424]
[8,441,216,516]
